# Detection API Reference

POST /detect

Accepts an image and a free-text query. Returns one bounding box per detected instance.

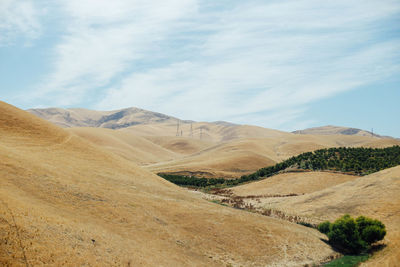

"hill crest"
[27,107,191,129]
[293,125,393,139]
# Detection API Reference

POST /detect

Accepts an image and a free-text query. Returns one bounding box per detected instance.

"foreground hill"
[293,125,394,139]
[0,101,336,266]
[217,167,400,266]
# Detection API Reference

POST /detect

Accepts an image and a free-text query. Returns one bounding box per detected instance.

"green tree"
[318,215,386,254]
[318,221,331,234]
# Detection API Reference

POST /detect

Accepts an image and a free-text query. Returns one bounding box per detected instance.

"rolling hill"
[214,167,400,267]
[0,101,337,266]
[28,107,400,178]
[293,125,393,139]
[145,135,400,178]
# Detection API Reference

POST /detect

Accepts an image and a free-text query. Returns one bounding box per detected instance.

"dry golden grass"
[68,127,179,165]
[142,136,214,155]
[146,139,278,178]
[229,167,400,266]
[121,122,292,142]
[0,101,338,266]
[231,171,359,196]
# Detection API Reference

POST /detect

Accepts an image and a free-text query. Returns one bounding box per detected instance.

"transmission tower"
[190,123,193,138]
[176,120,180,136]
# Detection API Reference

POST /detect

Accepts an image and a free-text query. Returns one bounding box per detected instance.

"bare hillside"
[222,167,400,266]
[27,108,400,177]
[231,171,360,196]
[0,101,336,266]
[68,127,180,165]
[27,107,182,129]
[293,125,393,139]
[121,121,291,142]
[144,135,400,178]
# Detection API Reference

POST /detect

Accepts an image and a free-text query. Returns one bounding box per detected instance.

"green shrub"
[318,215,386,254]
[318,221,331,234]
[356,216,386,244]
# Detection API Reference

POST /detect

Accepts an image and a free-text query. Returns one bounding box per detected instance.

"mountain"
[0,101,336,266]
[293,125,392,138]
[27,107,186,129]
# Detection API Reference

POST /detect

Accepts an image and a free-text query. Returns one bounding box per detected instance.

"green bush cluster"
[245,146,400,181]
[318,215,386,254]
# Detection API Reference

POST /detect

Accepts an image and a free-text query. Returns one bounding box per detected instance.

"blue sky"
[1,0,399,137]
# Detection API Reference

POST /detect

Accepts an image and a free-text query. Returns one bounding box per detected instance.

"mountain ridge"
[293,125,395,139]
[27,107,194,129]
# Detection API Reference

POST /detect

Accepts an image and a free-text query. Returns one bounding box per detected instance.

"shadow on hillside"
[320,238,387,255]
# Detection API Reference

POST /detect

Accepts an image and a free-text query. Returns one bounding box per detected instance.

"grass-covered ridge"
[158,146,400,188]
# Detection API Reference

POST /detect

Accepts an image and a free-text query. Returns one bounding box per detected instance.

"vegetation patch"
[323,254,369,267]
[318,215,386,254]
[158,173,225,187]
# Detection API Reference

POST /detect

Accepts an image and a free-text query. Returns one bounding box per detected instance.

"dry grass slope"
[0,101,336,266]
[28,108,400,178]
[229,167,400,267]
[231,172,360,196]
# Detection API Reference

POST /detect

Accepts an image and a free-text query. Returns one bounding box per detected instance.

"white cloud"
[33,0,198,104]
[29,0,400,130]
[0,0,41,46]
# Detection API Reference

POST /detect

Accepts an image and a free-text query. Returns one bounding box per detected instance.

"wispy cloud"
[0,0,41,46]
[32,0,198,105]
[25,0,400,129]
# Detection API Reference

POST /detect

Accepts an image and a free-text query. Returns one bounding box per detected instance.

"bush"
[356,216,386,244]
[318,214,386,254]
[318,221,331,234]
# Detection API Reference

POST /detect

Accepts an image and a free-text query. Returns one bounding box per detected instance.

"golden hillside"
[66,122,400,178]
[0,101,336,266]
[221,167,400,266]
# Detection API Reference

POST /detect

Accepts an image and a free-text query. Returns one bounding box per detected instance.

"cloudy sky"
[1,0,399,136]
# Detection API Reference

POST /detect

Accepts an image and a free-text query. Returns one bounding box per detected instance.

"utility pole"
[200,128,203,140]
[371,128,374,137]
[190,123,193,138]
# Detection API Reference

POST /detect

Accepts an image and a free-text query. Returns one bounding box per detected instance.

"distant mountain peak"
[27,107,180,129]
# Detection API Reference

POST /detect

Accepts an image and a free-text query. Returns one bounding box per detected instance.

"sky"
[1,0,399,137]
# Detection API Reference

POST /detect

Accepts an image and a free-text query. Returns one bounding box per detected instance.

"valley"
[0,103,398,266]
